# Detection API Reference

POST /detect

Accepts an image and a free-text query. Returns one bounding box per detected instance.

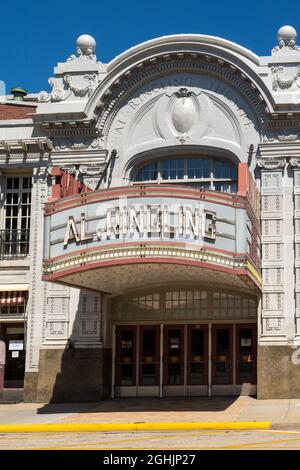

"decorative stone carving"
[257,158,287,170]
[272,25,300,54]
[265,318,282,332]
[264,133,299,143]
[78,165,105,177]
[54,136,103,151]
[38,77,68,103]
[38,74,98,103]
[67,34,97,62]
[171,88,197,144]
[59,165,77,175]
[94,56,266,135]
[290,158,300,168]
[271,66,300,91]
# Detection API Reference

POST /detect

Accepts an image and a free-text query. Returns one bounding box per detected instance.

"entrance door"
[163,325,184,396]
[115,326,137,397]
[236,324,257,385]
[138,326,160,396]
[0,324,25,388]
[187,325,208,396]
[212,325,234,395]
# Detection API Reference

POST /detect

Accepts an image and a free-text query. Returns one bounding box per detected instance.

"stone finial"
[67,34,97,61]
[272,25,300,53]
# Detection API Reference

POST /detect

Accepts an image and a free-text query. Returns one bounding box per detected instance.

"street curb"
[0,421,271,433]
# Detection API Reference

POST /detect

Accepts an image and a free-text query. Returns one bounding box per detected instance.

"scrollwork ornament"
[78,165,105,177]
[38,77,71,103]
[60,165,77,175]
[54,136,103,151]
[264,133,299,143]
[257,158,287,170]
[38,74,98,103]
[289,158,300,168]
[271,66,300,91]
[63,74,97,98]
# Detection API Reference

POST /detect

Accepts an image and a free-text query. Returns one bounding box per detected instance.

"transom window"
[133,157,238,193]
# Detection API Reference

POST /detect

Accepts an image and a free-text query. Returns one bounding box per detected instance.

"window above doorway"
[133,156,238,193]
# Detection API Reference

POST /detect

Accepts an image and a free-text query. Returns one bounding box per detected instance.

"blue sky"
[1,0,300,93]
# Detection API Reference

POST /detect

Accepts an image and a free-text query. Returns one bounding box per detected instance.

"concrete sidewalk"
[57,397,300,426]
[1,396,300,427]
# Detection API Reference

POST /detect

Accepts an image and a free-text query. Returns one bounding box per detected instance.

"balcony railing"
[0,229,30,259]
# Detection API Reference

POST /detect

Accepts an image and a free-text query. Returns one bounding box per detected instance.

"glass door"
[163,325,184,387]
[139,326,160,387]
[236,324,257,384]
[187,325,208,386]
[115,326,137,389]
[212,325,233,386]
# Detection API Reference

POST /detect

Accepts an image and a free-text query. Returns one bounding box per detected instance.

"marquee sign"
[44,186,256,265]
[63,206,217,247]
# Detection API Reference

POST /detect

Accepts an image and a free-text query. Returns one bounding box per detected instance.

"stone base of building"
[258,345,300,399]
[24,347,111,403]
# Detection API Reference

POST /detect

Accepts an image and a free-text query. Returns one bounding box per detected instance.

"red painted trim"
[50,166,92,201]
[44,185,248,215]
[237,163,248,196]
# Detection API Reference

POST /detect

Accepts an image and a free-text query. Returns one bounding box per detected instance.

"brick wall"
[0,104,36,120]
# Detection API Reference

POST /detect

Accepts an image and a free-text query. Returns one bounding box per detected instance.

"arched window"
[133,157,238,193]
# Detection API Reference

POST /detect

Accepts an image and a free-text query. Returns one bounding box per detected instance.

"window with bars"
[133,157,238,193]
[1,176,32,258]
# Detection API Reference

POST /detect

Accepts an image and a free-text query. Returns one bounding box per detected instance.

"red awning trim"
[0,291,26,307]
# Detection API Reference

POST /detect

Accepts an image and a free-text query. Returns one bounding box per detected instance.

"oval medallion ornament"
[171,88,196,134]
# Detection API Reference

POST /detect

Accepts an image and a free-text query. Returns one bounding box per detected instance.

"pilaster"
[257,157,287,342]
[290,157,300,342]
[25,167,49,372]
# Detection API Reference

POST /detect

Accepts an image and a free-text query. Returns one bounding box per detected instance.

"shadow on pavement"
[37,396,240,414]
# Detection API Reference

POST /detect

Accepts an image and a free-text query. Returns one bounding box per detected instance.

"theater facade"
[1,26,300,401]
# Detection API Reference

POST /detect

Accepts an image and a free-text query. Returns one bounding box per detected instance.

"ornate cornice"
[0,138,53,153]
[256,157,287,170]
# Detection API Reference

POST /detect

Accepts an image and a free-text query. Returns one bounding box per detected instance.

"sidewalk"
[1,396,300,429]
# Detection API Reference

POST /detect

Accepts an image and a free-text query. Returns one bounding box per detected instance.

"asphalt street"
[2,429,300,450]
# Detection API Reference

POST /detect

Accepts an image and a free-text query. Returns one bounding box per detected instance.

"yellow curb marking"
[0,421,270,433]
